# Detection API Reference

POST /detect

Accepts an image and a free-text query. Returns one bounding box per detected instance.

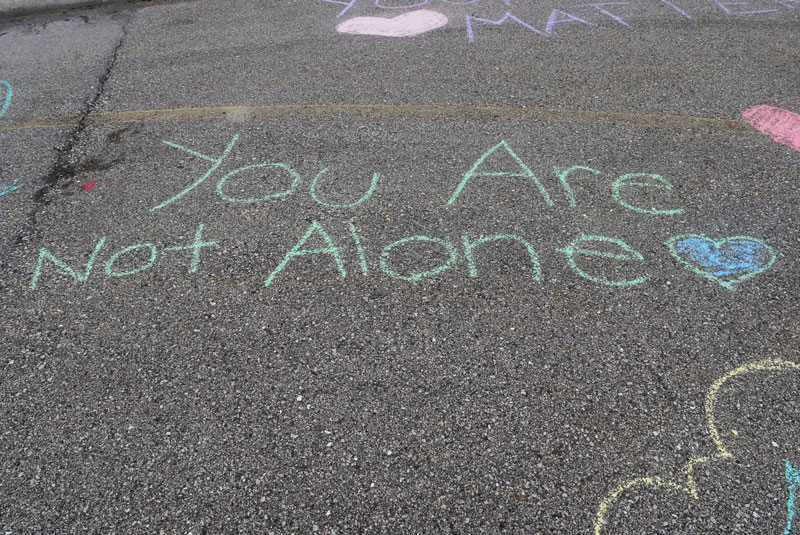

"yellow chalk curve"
[594,359,800,535]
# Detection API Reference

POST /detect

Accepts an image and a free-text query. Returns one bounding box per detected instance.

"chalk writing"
[787,461,799,535]
[104,243,158,277]
[152,135,239,211]
[742,105,800,153]
[556,165,601,207]
[665,234,776,290]
[380,235,458,281]
[310,169,380,208]
[594,359,800,535]
[660,0,692,18]
[714,0,778,15]
[264,220,347,288]
[321,0,359,17]
[30,237,107,291]
[0,81,11,118]
[153,134,381,210]
[347,218,369,274]
[462,234,541,281]
[321,0,798,43]
[0,184,23,199]
[164,223,219,273]
[573,2,634,28]
[216,163,301,204]
[25,136,777,292]
[29,224,216,290]
[447,140,553,206]
[557,234,646,287]
[337,9,449,36]
[611,173,684,216]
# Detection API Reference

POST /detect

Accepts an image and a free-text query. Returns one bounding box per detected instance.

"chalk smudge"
[337,9,448,37]
[742,105,800,153]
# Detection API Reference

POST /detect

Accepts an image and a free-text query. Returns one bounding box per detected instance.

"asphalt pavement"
[0,0,799,533]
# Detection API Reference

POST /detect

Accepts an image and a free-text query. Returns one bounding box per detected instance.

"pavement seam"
[0,104,767,136]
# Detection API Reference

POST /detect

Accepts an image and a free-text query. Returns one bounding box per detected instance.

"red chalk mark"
[73,179,133,191]
[742,105,800,153]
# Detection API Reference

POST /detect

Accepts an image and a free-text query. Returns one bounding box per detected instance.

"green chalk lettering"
[151,134,239,211]
[462,234,541,281]
[558,234,647,287]
[347,218,368,274]
[311,168,380,208]
[556,165,601,207]
[29,237,107,291]
[105,243,158,277]
[264,221,346,288]
[380,235,457,282]
[447,140,553,206]
[611,173,684,215]
[164,223,219,273]
[216,162,301,204]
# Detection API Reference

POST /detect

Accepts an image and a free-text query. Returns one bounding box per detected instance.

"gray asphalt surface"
[1,0,799,533]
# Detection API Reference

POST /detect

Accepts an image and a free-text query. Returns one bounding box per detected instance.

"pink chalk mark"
[336,9,448,37]
[742,105,800,153]
[73,179,134,191]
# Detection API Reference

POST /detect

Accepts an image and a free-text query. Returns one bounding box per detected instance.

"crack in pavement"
[0,16,129,288]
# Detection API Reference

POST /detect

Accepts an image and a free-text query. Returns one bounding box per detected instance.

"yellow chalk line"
[0,104,765,134]
[594,358,800,535]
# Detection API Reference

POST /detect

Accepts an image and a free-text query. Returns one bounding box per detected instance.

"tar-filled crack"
[0,19,129,289]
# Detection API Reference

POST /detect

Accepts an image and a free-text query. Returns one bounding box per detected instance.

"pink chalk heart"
[742,105,800,153]
[336,9,448,37]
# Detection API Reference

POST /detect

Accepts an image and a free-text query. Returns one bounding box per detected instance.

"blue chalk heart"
[665,234,776,290]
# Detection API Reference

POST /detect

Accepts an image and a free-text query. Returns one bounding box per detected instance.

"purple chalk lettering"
[713,0,778,14]
[465,12,544,43]
[321,0,359,17]
[375,0,430,8]
[572,2,632,27]
[658,0,692,18]
[773,0,800,7]
[442,0,479,4]
[544,9,598,34]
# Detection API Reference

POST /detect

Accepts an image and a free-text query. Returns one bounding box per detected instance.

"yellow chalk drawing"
[594,359,800,535]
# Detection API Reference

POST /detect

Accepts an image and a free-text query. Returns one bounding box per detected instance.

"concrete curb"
[0,0,130,18]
